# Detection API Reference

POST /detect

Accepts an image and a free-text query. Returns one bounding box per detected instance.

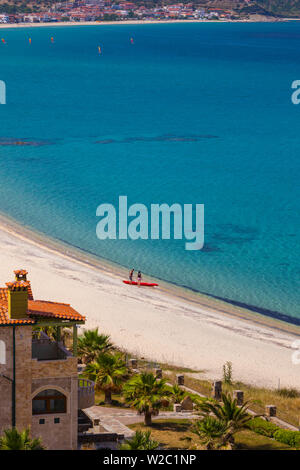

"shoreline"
[0,18,295,30]
[0,210,299,336]
[0,211,299,388]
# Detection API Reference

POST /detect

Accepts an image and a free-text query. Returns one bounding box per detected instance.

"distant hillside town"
[0,0,274,24]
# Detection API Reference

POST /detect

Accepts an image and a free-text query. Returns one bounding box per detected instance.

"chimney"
[6,281,29,319]
[14,269,33,300]
[14,269,28,282]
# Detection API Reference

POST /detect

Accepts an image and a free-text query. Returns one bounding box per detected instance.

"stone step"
[101,419,135,439]
[78,423,91,433]
[78,416,88,423]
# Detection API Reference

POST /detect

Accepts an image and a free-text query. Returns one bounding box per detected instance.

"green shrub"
[223,361,233,385]
[248,418,300,448]
[273,429,300,448]
[189,393,206,403]
[276,388,300,398]
[247,417,279,438]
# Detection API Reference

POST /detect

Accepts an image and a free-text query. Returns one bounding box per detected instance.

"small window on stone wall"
[0,340,5,365]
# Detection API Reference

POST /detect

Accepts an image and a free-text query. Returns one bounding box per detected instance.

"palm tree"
[120,430,159,450]
[169,384,186,403]
[0,428,44,450]
[84,352,128,404]
[192,416,228,450]
[78,328,113,363]
[34,326,72,345]
[123,372,170,426]
[34,325,56,341]
[198,393,253,447]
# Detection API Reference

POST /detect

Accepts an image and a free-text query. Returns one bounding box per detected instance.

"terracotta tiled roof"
[27,283,34,301]
[28,300,85,322]
[6,281,30,290]
[0,288,8,301]
[0,270,85,325]
[0,281,33,301]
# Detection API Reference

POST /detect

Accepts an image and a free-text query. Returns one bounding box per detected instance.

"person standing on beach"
[137,271,142,286]
[129,268,134,283]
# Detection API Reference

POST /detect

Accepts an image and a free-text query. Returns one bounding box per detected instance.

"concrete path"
[84,406,198,439]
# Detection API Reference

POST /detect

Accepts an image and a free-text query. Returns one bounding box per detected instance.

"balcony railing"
[78,378,95,409]
[32,331,72,361]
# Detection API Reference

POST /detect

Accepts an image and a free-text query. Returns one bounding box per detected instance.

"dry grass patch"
[94,390,127,408]
[164,372,300,427]
[164,372,212,395]
[130,419,198,450]
[223,382,300,427]
[158,363,203,374]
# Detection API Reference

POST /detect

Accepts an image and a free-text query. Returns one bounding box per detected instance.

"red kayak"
[123,280,158,287]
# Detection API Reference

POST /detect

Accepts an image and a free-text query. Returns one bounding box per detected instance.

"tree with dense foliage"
[120,430,159,450]
[83,352,128,403]
[192,416,229,450]
[78,328,113,363]
[0,428,44,450]
[198,392,253,448]
[34,325,72,344]
[169,383,186,403]
[123,372,170,425]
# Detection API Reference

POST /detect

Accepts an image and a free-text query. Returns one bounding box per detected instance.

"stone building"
[0,269,94,450]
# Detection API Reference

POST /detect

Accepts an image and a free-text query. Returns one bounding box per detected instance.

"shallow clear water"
[0,22,299,319]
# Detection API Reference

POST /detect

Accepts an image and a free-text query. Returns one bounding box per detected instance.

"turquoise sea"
[0,22,299,322]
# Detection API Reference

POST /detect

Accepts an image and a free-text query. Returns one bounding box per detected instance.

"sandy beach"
[0,216,299,390]
[0,17,286,30]
[0,20,212,29]
[0,20,232,30]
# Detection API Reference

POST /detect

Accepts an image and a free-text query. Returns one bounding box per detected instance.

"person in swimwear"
[137,270,142,286]
[129,268,134,283]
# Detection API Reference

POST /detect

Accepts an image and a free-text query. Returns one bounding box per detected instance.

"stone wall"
[0,327,13,434]
[0,326,79,449]
[0,325,78,449]
[31,356,77,379]
[0,326,33,434]
[31,375,78,450]
[15,326,32,431]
